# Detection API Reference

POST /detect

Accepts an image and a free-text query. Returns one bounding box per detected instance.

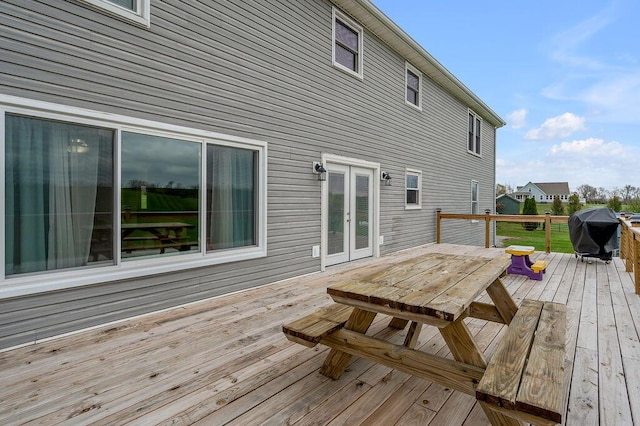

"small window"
[405,63,422,110]
[79,0,150,26]
[471,181,479,215]
[468,110,481,156]
[405,169,422,209]
[332,8,364,79]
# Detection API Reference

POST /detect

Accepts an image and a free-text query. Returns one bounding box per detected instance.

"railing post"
[545,211,551,253]
[436,208,442,244]
[634,233,640,295]
[627,225,634,272]
[620,222,627,261]
[485,209,491,248]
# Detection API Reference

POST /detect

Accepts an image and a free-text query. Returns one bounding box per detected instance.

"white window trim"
[405,168,422,210]
[332,7,364,80]
[0,94,267,299]
[467,109,482,157]
[405,62,422,111]
[78,0,151,27]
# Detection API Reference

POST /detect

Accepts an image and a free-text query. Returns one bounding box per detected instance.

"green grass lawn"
[496,221,575,254]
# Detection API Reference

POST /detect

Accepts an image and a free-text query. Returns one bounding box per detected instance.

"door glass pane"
[207,145,257,251]
[121,132,200,259]
[328,172,345,255]
[5,114,114,275]
[355,175,369,250]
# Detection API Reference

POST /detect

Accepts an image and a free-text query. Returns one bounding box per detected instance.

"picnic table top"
[327,252,511,323]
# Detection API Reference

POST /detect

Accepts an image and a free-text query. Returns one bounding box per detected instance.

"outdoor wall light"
[312,161,327,181]
[381,171,392,186]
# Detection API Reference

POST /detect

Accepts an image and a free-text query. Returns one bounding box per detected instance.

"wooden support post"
[545,211,551,253]
[485,209,491,248]
[436,208,442,244]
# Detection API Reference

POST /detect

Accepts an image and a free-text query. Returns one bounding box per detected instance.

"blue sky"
[371,0,640,193]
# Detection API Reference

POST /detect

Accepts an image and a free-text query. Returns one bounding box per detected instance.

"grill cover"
[568,207,619,258]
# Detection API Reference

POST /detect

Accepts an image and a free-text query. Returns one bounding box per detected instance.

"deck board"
[0,243,639,425]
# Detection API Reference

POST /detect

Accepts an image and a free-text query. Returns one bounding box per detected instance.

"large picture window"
[2,100,266,288]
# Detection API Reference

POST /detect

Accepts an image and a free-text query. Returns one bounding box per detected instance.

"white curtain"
[5,115,109,275]
[207,146,255,250]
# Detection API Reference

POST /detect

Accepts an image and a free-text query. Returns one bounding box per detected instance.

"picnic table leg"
[486,278,518,324]
[320,308,377,379]
[440,320,522,426]
[388,317,409,329]
[403,321,423,349]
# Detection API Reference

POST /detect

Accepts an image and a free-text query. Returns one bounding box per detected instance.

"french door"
[325,164,374,266]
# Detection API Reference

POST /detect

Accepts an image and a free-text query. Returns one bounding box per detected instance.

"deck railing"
[436,210,640,295]
[619,217,640,294]
[435,209,569,253]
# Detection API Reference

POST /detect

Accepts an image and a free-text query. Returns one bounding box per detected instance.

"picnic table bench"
[283,252,567,425]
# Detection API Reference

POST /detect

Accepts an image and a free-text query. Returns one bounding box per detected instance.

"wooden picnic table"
[284,252,566,425]
[121,222,195,253]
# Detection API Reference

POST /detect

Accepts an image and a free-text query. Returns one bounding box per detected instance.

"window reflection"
[121,132,200,259]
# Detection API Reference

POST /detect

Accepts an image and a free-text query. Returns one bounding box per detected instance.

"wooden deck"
[1,243,639,425]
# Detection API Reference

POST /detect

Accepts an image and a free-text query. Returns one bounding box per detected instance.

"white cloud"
[524,113,586,140]
[506,109,527,129]
[497,137,637,190]
[549,137,624,156]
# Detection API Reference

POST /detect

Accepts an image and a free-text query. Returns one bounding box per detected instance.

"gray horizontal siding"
[0,0,498,348]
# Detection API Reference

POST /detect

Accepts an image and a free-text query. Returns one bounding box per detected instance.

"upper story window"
[2,97,266,291]
[405,169,422,209]
[468,110,481,156]
[471,180,479,215]
[405,63,422,110]
[79,0,150,27]
[332,8,364,79]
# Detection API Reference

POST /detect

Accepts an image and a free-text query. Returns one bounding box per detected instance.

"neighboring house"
[496,194,521,215]
[0,0,504,349]
[512,182,571,203]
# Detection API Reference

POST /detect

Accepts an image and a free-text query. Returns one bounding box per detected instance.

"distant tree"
[622,185,638,204]
[576,184,597,203]
[496,202,505,213]
[551,195,565,216]
[568,193,582,215]
[608,195,622,212]
[521,198,539,231]
[496,184,507,196]
[596,187,608,204]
